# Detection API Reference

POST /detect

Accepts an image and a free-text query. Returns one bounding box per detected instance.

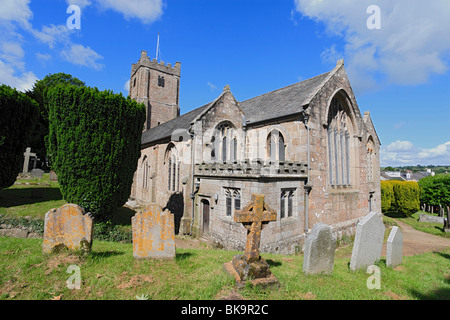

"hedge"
[46,85,145,221]
[0,85,39,189]
[381,180,420,216]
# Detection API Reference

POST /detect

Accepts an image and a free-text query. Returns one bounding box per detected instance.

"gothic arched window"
[166,145,180,192]
[367,137,375,182]
[267,130,285,161]
[327,96,352,187]
[212,123,237,162]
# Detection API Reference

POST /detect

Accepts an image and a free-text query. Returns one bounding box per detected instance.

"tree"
[25,73,85,166]
[418,174,450,207]
[0,85,39,189]
[381,180,420,216]
[46,84,145,221]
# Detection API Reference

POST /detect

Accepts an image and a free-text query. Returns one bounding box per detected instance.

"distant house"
[380,169,434,182]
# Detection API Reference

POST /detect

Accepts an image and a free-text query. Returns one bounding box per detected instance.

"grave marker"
[43,204,93,254]
[350,212,385,271]
[22,147,36,173]
[302,223,336,274]
[386,226,403,268]
[223,194,279,288]
[132,204,175,259]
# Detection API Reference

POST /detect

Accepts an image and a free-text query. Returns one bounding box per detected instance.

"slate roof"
[240,71,331,124]
[141,70,333,146]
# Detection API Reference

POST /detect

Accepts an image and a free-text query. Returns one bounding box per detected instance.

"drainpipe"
[302,110,312,234]
[189,132,197,235]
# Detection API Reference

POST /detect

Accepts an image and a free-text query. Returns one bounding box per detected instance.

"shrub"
[0,85,39,189]
[381,180,420,216]
[380,181,393,212]
[46,85,145,221]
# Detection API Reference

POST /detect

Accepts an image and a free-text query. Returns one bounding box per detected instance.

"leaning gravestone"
[132,204,175,259]
[386,226,403,268]
[43,204,93,254]
[350,212,385,271]
[303,223,336,274]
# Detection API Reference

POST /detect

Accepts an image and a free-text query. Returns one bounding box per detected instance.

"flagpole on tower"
[156,32,160,62]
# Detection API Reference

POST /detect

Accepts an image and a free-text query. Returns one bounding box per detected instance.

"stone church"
[129,50,381,254]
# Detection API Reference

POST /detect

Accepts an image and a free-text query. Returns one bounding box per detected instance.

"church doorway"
[201,199,210,237]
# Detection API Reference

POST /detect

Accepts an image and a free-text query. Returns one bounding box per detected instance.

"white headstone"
[386,226,403,268]
[350,212,385,271]
[303,223,336,274]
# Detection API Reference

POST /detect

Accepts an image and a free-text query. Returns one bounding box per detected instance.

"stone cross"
[23,147,36,173]
[234,194,277,262]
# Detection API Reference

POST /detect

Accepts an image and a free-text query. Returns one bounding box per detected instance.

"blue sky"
[1,0,449,167]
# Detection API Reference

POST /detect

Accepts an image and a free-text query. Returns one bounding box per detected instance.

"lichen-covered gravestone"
[386,226,403,268]
[132,204,175,259]
[350,212,385,271]
[303,223,336,274]
[43,204,93,254]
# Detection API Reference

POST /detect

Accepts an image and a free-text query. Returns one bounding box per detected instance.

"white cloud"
[97,0,163,24]
[294,0,450,93]
[0,59,37,92]
[123,79,130,92]
[62,44,104,70]
[381,140,450,166]
[207,81,218,91]
[66,0,92,9]
[0,0,33,26]
[32,24,73,49]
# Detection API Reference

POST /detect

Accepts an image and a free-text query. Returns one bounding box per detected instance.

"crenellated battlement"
[131,50,181,77]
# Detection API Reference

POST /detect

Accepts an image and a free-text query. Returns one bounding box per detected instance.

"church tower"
[129,51,181,130]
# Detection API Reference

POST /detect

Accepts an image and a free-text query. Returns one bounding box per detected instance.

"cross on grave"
[223,194,280,288]
[23,147,36,173]
[234,194,277,262]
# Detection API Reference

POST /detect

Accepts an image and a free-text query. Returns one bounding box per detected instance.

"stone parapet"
[195,159,307,179]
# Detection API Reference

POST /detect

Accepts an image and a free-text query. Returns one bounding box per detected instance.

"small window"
[224,188,241,217]
[133,78,136,87]
[280,189,295,219]
[158,76,165,87]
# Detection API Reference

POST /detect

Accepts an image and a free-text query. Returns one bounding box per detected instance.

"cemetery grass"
[0,236,449,300]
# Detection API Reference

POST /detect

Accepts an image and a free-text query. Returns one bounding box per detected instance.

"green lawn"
[0,236,448,300]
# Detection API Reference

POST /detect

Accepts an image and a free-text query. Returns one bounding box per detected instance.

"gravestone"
[132,204,175,259]
[386,226,403,268]
[49,170,58,181]
[223,194,279,288]
[22,147,36,173]
[43,204,93,254]
[302,223,336,275]
[30,168,44,178]
[350,212,385,271]
[445,207,449,232]
[418,214,444,224]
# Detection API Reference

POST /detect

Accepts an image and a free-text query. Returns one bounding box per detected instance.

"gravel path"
[381,219,450,257]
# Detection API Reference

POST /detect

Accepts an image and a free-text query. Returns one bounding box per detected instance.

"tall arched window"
[141,156,149,189]
[267,130,285,161]
[327,95,352,187]
[166,145,180,192]
[212,123,237,162]
[367,137,375,183]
